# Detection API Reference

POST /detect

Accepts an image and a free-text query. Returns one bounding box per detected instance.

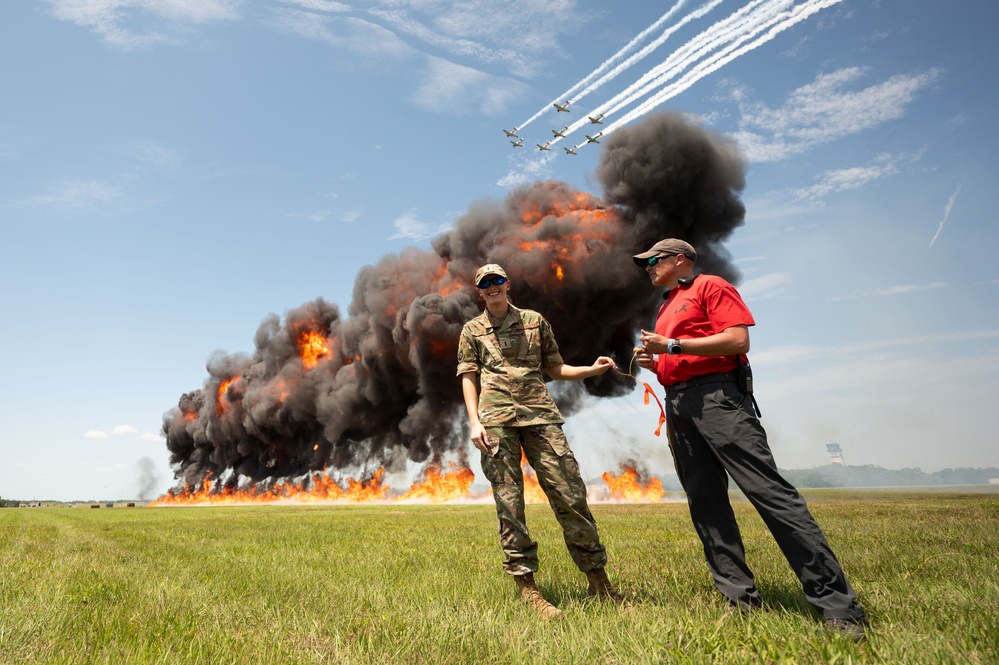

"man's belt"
[666,371,737,393]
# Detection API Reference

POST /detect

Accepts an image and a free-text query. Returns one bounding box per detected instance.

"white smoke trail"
[928,185,961,248]
[597,0,844,145]
[550,0,783,149]
[567,0,726,108]
[602,0,786,116]
[513,0,694,131]
[619,0,843,120]
[507,0,837,182]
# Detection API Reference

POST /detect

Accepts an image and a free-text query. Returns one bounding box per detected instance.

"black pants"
[666,375,865,621]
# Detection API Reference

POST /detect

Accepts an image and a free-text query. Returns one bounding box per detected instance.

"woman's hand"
[469,422,490,453]
[589,356,617,376]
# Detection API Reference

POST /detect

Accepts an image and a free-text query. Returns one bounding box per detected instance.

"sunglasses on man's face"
[477,276,508,289]
[646,254,676,267]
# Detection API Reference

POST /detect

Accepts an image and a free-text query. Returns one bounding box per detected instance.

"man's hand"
[634,346,656,370]
[639,329,669,354]
[469,422,490,453]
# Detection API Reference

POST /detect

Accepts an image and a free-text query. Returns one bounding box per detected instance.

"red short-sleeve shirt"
[654,274,755,386]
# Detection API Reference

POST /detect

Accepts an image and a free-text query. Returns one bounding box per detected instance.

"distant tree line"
[775,465,999,489]
[598,465,999,492]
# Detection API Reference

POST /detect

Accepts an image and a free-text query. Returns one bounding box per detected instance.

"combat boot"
[585,568,630,607]
[514,573,563,619]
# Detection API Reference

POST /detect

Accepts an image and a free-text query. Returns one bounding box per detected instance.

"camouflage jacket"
[456,305,565,426]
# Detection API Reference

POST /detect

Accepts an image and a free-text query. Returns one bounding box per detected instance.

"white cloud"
[272,10,411,57]
[45,0,242,48]
[793,155,899,201]
[120,139,181,169]
[727,66,943,162]
[286,209,335,223]
[752,330,999,416]
[409,56,525,116]
[388,209,433,240]
[84,425,160,441]
[369,7,521,70]
[752,329,999,373]
[741,193,823,224]
[340,208,362,223]
[739,272,792,298]
[497,153,555,189]
[282,0,352,12]
[22,179,124,214]
[367,0,583,78]
[830,281,947,301]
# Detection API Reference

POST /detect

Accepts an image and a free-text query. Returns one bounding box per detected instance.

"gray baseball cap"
[633,238,697,266]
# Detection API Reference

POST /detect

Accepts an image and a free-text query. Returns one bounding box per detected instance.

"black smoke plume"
[161,113,746,492]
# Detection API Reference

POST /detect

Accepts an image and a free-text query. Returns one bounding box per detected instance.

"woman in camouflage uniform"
[457,263,626,618]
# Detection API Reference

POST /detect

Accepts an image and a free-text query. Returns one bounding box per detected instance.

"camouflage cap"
[474,263,508,284]
[632,238,697,266]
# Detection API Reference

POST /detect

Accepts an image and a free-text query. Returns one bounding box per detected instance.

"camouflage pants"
[480,423,607,575]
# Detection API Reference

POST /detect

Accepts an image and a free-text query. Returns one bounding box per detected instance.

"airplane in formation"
[536,142,551,151]
[510,137,524,147]
[585,132,603,144]
[564,146,577,155]
[551,125,569,138]
[503,127,519,137]
[553,101,571,112]
[587,113,604,124]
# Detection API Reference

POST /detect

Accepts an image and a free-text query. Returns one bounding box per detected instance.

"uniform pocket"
[519,324,542,365]
[542,424,572,457]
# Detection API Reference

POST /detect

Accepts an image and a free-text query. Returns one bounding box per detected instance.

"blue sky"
[2,0,997,502]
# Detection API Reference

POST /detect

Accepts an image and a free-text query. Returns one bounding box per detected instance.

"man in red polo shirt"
[632,238,868,640]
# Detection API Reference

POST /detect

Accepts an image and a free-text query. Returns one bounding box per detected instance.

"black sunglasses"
[477,276,508,289]
[646,254,676,267]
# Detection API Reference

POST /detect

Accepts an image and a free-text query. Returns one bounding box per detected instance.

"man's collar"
[662,274,697,300]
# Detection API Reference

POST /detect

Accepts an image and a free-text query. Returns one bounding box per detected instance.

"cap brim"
[633,250,658,266]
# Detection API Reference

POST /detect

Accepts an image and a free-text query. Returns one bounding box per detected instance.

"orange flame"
[439,282,461,297]
[400,464,475,502]
[343,468,390,502]
[149,454,668,506]
[520,452,547,504]
[514,201,616,286]
[215,376,238,415]
[601,465,665,502]
[149,467,392,506]
[427,261,463,299]
[298,330,331,369]
[518,191,609,226]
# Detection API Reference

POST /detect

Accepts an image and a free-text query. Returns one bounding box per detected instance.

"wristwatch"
[666,338,683,355]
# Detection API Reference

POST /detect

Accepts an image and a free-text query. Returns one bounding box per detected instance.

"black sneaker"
[826,617,867,642]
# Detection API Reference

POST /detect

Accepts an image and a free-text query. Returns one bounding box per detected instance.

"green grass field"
[2,490,997,664]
